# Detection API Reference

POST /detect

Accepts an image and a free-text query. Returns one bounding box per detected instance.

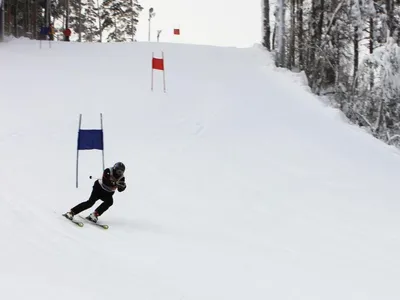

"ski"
[78,215,109,229]
[62,213,84,227]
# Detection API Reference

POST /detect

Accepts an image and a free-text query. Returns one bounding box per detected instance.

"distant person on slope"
[65,162,127,223]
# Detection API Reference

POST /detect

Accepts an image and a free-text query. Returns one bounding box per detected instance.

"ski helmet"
[113,162,125,176]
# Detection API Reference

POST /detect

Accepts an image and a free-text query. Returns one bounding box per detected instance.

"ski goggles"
[114,168,124,176]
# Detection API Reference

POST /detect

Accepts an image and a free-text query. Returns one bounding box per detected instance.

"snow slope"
[1,38,400,300]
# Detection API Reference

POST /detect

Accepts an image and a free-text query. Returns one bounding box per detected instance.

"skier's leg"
[70,181,101,215]
[95,195,114,216]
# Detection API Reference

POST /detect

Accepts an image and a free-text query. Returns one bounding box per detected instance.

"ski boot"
[86,211,99,223]
[64,211,75,220]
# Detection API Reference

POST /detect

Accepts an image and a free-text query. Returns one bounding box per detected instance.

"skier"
[65,162,127,223]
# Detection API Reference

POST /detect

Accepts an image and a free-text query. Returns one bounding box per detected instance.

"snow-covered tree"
[82,0,99,41]
[353,38,400,141]
[267,0,400,148]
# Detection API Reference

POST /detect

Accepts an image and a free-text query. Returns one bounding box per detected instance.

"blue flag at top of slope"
[78,129,104,150]
[40,27,49,35]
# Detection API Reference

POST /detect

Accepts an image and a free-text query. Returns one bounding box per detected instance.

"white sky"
[135,0,263,47]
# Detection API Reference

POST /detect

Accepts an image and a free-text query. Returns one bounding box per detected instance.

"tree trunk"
[375,96,385,135]
[386,0,394,37]
[96,0,102,42]
[288,0,296,69]
[13,0,17,37]
[131,0,134,42]
[44,0,50,27]
[307,0,317,81]
[276,0,286,67]
[78,0,82,41]
[353,26,359,82]
[32,0,36,39]
[317,0,324,47]
[24,0,27,35]
[6,0,10,35]
[272,23,276,50]
[369,17,374,90]
[310,0,325,91]
[263,0,271,50]
[396,0,400,43]
[0,0,4,41]
[66,0,69,28]
[335,29,342,107]
[297,0,304,69]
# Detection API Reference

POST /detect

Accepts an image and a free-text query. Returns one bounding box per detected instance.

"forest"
[0,0,143,42]
[263,0,400,148]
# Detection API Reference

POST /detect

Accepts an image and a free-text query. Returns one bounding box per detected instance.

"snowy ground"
[1,38,400,300]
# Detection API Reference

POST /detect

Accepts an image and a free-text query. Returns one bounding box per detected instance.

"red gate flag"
[173,28,180,35]
[152,57,164,70]
[151,52,166,93]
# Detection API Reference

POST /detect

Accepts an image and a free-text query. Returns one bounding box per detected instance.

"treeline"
[263,0,400,147]
[2,0,143,42]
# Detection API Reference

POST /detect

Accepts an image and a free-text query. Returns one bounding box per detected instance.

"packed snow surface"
[1,39,400,300]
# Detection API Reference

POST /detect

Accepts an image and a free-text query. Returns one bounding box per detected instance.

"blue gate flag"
[78,129,104,150]
[40,27,49,35]
[76,114,105,188]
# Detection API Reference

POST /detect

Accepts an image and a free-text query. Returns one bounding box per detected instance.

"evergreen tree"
[47,0,143,42]
[102,0,142,42]
[83,0,99,41]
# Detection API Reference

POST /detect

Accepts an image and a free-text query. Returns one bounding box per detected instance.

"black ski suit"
[70,168,126,216]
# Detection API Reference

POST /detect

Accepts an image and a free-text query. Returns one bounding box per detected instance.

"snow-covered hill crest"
[0,39,400,300]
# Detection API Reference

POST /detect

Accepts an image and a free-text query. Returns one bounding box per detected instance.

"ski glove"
[117,182,126,192]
